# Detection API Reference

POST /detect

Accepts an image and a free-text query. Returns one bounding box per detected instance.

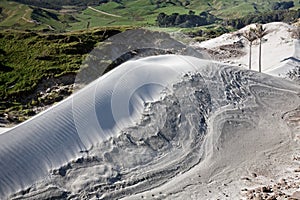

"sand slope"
[196,22,299,77]
[1,55,299,200]
[0,55,205,199]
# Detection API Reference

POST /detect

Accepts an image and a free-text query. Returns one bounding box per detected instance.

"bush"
[156,12,217,28]
[287,66,300,83]
[226,9,300,29]
[272,1,294,10]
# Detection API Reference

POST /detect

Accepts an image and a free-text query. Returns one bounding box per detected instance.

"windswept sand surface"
[195,22,299,77]
[1,55,299,199]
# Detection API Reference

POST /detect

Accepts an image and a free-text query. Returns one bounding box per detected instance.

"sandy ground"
[0,128,10,135]
[194,22,298,77]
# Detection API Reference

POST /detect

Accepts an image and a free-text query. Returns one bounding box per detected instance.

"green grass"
[214,3,258,18]
[68,7,128,30]
[0,26,134,124]
[0,32,78,98]
[96,2,124,11]
[0,0,83,31]
[68,3,193,29]
[0,1,36,29]
[0,27,130,101]
[0,27,133,123]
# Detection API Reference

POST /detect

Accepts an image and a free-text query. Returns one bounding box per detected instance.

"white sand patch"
[0,128,10,135]
[194,22,298,76]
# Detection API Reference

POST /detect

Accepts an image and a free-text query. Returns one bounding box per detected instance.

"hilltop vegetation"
[0,27,130,125]
[226,9,300,29]
[11,0,103,10]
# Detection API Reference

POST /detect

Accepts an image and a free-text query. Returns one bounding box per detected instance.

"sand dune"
[1,55,299,199]
[0,55,207,198]
[195,22,298,77]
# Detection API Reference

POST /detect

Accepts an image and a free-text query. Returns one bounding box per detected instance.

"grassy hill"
[0,26,131,125]
[1,0,299,31]
[0,1,74,31]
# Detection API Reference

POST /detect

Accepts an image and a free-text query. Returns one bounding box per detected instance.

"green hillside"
[0,27,130,125]
[1,0,299,31]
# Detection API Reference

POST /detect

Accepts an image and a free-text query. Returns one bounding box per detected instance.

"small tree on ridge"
[253,24,269,72]
[242,28,257,70]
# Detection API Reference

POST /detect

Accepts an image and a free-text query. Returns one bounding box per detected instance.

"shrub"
[287,66,300,83]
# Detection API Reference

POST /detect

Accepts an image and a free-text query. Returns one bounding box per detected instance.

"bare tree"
[290,26,300,39]
[287,66,300,83]
[242,29,257,70]
[253,24,269,72]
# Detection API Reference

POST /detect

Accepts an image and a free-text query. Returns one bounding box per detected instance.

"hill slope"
[1,0,300,31]
[0,27,129,126]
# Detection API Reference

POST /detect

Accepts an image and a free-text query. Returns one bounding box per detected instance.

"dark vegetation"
[10,0,108,10]
[155,0,299,28]
[272,1,294,10]
[226,9,300,29]
[287,66,300,83]
[157,11,217,28]
[184,25,232,42]
[157,8,300,29]
[180,7,300,40]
